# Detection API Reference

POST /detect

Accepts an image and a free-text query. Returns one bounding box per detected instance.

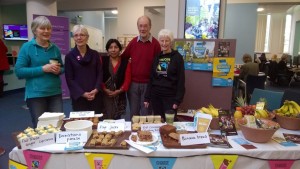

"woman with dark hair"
[102,39,131,119]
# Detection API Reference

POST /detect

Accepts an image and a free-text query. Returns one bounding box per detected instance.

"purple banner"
[33,14,70,55]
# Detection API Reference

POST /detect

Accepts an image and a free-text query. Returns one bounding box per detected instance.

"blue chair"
[281,89,300,105]
[249,88,284,111]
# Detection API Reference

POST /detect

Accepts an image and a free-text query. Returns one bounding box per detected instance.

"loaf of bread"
[159,124,176,135]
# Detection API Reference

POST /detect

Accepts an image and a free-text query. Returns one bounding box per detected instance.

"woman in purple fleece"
[65,25,103,114]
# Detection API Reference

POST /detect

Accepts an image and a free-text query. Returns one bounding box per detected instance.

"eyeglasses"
[73,34,87,38]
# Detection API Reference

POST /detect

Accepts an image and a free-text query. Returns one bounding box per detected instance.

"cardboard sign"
[69,111,95,118]
[256,102,265,110]
[141,123,165,134]
[56,131,88,143]
[179,132,210,146]
[97,122,125,132]
[195,113,212,133]
[20,133,55,150]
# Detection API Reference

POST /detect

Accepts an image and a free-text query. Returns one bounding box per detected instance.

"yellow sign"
[85,153,114,169]
[210,155,238,169]
[9,159,28,169]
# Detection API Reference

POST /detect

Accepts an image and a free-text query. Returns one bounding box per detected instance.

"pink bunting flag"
[269,160,294,169]
[23,150,51,169]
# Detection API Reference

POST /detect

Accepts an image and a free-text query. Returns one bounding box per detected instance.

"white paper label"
[179,132,210,146]
[69,111,95,118]
[20,133,55,150]
[97,122,125,132]
[56,131,88,143]
[141,123,165,133]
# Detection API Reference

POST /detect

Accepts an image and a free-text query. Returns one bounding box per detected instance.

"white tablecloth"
[9,129,300,169]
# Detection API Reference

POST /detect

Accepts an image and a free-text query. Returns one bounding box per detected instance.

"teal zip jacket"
[15,38,64,100]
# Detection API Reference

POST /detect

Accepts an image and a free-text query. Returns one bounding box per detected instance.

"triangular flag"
[9,159,28,169]
[210,155,238,169]
[149,157,176,169]
[85,153,114,169]
[23,150,51,169]
[269,160,294,169]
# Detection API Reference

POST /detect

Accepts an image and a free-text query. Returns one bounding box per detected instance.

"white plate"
[130,134,158,146]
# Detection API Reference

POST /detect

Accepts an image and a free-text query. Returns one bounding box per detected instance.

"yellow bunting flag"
[9,159,28,169]
[85,153,114,169]
[210,155,238,169]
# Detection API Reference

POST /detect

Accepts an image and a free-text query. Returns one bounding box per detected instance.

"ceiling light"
[257,8,264,12]
[111,10,118,15]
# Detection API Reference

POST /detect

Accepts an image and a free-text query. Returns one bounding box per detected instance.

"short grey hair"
[158,29,174,42]
[72,25,89,37]
[31,16,52,36]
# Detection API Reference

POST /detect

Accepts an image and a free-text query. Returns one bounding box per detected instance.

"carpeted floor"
[0,89,72,169]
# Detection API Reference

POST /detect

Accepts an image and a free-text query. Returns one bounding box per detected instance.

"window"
[283,14,292,53]
[264,14,271,53]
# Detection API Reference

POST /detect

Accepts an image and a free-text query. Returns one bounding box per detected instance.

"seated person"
[268,54,278,83]
[277,54,293,85]
[255,53,269,74]
[278,54,290,74]
[239,53,259,81]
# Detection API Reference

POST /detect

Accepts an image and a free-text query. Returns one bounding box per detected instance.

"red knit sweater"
[121,36,161,83]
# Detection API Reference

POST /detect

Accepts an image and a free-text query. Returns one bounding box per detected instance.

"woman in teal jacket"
[15,16,64,127]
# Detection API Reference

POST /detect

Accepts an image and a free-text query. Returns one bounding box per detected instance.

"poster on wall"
[33,14,70,98]
[174,39,215,71]
[212,57,235,86]
[184,0,220,39]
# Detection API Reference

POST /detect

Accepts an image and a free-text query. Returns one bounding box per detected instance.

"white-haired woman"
[15,16,64,127]
[65,25,103,114]
[144,29,185,121]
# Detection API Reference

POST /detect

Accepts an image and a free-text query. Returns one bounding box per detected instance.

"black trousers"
[72,93,102,114]
[150,94,177,121]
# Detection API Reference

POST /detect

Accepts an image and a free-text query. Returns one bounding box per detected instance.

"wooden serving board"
[160,132,207,149]
[84,131,131,149]
[11,132,22,149]
[61,117,99,131]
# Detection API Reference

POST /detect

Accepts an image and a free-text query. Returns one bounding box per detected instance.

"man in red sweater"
[121,15,161,118]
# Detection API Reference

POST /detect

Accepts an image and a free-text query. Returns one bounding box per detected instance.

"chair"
[249,88,284,111]
[281,89,300,105]
[240,75,267,103]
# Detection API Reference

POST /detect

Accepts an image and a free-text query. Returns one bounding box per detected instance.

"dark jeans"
[26,94,63,128]
[150,94,177,121]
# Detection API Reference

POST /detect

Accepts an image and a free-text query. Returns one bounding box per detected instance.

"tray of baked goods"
[131,115,164,131]
[61,117,99,131]
[84,130,131,149]
[159,124,207,149]
[12,125,61,149]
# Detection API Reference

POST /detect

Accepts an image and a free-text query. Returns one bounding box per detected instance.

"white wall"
[57,0,165,37]
[145,7,165,39]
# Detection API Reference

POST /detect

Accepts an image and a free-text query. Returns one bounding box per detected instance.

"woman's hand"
[144,102,149,108]
[43,63,61,75]
[108,89,122,97]
[172,104,178,109]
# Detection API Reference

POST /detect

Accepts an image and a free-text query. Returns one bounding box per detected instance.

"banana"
[288,104,294,115]
[201,107,211,115]
[290,101,300,113]
[282,104,289,114]
[255,109,269,118]
[208,104,219,117]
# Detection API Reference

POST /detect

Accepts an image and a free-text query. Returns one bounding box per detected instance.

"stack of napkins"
[37,112,65,127]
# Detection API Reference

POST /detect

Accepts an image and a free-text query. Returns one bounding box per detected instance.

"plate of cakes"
[130,131,158,146]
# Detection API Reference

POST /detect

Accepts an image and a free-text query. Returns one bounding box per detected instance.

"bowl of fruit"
[238,117,280,143]
[274,100,300,130]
